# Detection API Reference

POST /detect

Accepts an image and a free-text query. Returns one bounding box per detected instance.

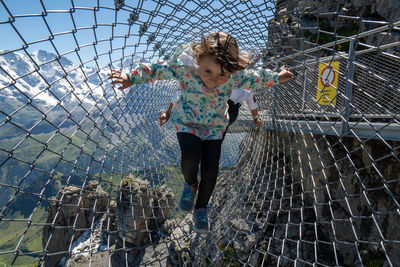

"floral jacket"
[126,44,279,140]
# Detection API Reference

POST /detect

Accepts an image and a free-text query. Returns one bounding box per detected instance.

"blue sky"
[1,0,138,66]
[0,0,273,67]
[1,0,98,51]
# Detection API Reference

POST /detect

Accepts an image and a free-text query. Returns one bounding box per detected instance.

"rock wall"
[42,177,175,266]
[41,181,110,267]
[110,177,175,266]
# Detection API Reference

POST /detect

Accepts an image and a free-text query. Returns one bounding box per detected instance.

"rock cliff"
[42,177,176,266]
[111,177,175,266]
[42,180,110,267]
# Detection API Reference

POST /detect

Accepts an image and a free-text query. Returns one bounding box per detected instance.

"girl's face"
[198,55,231,89]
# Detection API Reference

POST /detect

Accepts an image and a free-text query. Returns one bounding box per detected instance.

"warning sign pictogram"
[317,62,339,105]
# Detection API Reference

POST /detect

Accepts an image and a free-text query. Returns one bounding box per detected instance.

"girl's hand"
[159,111,170,126]
[107,69,132,90]
[254,117,264,129]
[278,68,294,83]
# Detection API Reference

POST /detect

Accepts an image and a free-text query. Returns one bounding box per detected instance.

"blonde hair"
[191,31,249,73]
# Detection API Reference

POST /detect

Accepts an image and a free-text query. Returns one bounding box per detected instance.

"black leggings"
[222,99,241,140]
[177,132,222,208]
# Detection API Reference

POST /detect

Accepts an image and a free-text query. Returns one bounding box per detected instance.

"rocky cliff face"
[42,176,176,266]
[41,180,111,267]
[111,177,175,266]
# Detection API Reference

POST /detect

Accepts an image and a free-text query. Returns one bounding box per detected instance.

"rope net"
[0,0,399,266]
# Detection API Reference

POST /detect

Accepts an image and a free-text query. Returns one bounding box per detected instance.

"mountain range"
[0,49,121,137]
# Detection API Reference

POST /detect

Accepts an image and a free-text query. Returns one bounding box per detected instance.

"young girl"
[108,31,293,233]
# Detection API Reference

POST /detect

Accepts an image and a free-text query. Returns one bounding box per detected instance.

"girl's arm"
[234,68,293,91]
[159,89,181,126]
[159,103,174,126]
[126,60,177,85]
[108,60,177,90]
[108,45,187,90]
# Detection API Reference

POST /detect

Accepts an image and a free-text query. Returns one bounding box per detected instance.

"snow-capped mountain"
[0,50,147,138]
[0,49,109,109]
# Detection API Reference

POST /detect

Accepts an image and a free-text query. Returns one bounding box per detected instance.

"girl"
[108,31,293,233]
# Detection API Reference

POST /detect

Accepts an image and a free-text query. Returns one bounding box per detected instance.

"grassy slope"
[0,208,46,266]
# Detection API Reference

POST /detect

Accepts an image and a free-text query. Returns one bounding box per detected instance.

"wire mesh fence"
[0,0,399,266]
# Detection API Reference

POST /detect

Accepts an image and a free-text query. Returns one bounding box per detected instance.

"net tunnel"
[0,0,400,266]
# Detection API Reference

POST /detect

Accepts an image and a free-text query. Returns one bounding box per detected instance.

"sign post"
[317,61,339,105]
[341,39,356,136]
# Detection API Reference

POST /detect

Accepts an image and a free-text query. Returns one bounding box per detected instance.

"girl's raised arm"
[108,45,187,90]
[234,67,293,91]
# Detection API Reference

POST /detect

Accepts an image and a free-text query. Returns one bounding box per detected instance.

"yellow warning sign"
[317,61,339,105]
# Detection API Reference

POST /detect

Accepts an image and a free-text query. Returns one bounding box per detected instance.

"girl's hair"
[191,31,250,73]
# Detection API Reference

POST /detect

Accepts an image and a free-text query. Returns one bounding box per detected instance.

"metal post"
[341,39,356,136]
[301,38,307,113]
[272,62,279,130]
[301,67,307,112]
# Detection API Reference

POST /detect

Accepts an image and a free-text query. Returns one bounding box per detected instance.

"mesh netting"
[0,0,399,266]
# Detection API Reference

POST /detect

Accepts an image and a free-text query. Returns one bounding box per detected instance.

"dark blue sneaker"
[193,207,209,233]
[178,183,197,212]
